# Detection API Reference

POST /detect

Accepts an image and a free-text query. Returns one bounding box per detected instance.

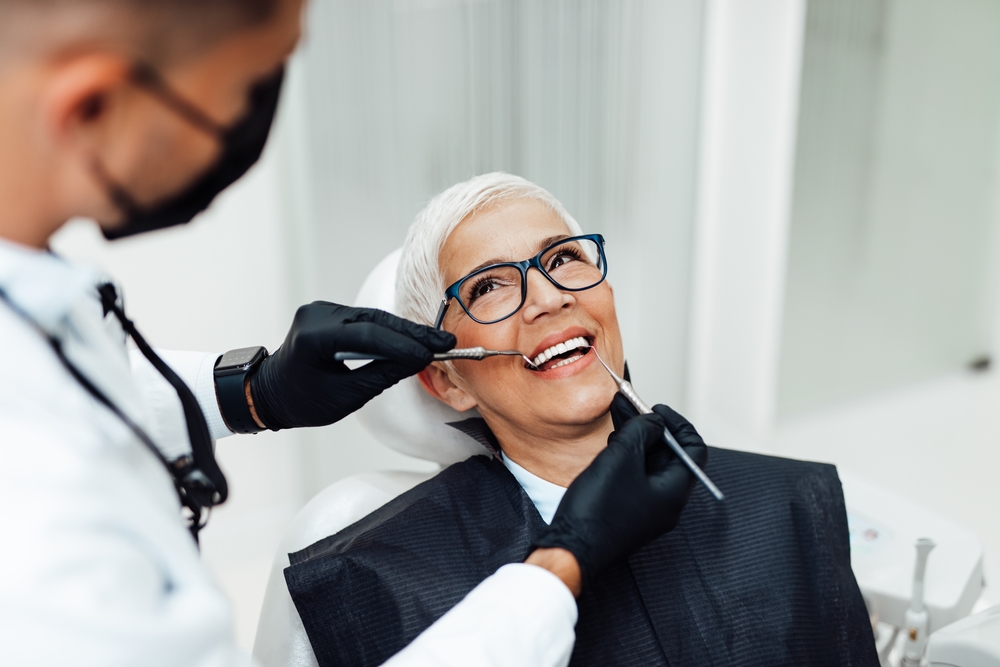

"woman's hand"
[531,394,708,590]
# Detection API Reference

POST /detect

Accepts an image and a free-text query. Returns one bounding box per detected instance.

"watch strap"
[215,355,267,434]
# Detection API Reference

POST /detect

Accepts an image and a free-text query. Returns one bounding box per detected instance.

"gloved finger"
[647,456,698,500]
[610,392,640,431]
[347,358,428,393]
[632,414,679,476]
[651,403,705,448]
[347,307,457,352]
[322,322,435,364]
[644,439,674,476]
[608,412,668,461]
[651,407,708,470]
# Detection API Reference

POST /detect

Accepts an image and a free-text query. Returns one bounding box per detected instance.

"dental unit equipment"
[588,348,724,502]
[902,538,936,667]
[335,347,538,367]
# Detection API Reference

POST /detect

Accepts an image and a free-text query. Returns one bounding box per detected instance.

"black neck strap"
[0,283,227,544]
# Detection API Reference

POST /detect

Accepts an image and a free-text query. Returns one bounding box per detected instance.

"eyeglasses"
[434,233,608,328]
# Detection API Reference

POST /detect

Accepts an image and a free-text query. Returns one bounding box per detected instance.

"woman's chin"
[527,387,617,428]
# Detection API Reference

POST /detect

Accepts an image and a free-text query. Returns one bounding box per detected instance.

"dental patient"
[284,174,879,667]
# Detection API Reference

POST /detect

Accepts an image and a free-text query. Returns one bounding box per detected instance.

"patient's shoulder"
[689,447,849,541]
[706,446,841,490]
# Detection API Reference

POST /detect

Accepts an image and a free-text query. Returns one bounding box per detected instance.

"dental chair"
[251,250,485,667]
[253,251,991,667]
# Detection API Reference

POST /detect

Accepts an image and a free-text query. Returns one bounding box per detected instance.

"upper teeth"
[532,336,590,367]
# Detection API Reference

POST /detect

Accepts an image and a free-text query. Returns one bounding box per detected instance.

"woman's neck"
[485,412,615,487]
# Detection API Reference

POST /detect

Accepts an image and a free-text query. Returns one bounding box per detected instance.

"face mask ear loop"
[129,62,227,139]
[90,157,144,220]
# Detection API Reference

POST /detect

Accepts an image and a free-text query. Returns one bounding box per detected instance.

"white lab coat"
[0,238,576,667]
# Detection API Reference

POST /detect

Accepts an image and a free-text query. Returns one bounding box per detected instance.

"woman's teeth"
[549,354,585,369]
[531,336,591,369]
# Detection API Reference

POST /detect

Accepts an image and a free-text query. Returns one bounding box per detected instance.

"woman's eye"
[467,277,505,302]
[548,249,581,271]
[472,281,499,298]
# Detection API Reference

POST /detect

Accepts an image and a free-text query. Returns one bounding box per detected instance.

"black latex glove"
[250,301,456,430]
[533,393,708,587]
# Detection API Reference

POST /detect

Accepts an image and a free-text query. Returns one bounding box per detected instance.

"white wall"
[687,0,1000,608]
[285,0,706,422]
[686,0,807,448]
[779,0,1000,415]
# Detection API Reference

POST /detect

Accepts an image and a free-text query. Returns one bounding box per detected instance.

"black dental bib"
[284,425,878,667]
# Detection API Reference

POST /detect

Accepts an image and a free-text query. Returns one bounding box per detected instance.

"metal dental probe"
[334,347,539,368]
[590,348,725,502]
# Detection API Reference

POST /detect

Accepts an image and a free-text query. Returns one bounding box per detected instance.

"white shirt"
[0,238,576,667]
[501,453,568,525]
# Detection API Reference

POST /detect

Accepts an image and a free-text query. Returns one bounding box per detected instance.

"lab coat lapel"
[0,239,155,447]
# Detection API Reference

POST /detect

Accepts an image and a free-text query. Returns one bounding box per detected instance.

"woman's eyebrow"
[466,235,573,274]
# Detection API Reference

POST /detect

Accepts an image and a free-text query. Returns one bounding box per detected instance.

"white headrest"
[352,249,486,465]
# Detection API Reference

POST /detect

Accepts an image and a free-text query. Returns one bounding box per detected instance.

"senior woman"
[285,174,879,667]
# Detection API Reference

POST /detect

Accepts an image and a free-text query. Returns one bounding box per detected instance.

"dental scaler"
[335,347,537,367]
[590,349,725,502]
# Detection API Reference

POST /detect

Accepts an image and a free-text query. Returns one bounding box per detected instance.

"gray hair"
[396,172,584,327]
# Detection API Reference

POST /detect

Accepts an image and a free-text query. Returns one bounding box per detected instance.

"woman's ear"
[417,365,478,412]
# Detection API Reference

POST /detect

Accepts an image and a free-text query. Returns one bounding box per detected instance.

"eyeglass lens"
[458,237,605,323]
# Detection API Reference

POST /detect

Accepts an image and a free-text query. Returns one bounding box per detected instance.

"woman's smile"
[523,327,599,379]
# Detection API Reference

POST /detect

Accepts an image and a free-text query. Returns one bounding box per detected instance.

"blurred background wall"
[50,0,1000,650]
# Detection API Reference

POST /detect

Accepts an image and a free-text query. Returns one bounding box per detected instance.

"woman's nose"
[520,268,574,322]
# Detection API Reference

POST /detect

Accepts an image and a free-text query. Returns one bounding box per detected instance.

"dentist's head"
[0,0,305,248]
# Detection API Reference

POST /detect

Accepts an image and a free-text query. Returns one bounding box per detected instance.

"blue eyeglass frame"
[433,233,607,329]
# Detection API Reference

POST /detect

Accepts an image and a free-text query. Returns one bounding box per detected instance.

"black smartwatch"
[214,346,269,434]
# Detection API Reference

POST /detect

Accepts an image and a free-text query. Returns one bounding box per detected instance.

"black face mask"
[98,63,285,240]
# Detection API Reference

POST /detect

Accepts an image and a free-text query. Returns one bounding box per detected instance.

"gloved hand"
[532,393,708,587]
[250,301,456,430]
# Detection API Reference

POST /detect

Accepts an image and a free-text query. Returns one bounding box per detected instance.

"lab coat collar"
[0,235,152,444]
[0,237,102,333]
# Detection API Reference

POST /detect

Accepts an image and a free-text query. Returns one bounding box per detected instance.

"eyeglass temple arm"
[433,299,450,329]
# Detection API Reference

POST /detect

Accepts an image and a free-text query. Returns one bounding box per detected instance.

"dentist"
[0,1,701,665]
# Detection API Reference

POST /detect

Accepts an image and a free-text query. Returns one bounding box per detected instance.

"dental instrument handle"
[334,352,389,362]
[334,347,494,363]
[616,378,725,502]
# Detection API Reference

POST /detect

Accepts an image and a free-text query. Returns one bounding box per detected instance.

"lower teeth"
[550,354,583,369]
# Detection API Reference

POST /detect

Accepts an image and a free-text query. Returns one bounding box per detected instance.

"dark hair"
[0,0,284,63]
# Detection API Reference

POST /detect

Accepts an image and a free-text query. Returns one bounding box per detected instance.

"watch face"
[217,346,266,373]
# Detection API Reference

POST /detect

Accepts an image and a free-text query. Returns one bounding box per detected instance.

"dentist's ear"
[417,365,478,412]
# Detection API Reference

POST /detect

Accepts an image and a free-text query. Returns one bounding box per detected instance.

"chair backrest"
[252,249,489,667]
[252,471,436,667]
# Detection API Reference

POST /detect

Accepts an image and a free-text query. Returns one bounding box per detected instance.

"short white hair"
[397,172,584,326]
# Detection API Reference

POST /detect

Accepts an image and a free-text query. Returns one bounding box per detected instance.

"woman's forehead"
[440,199,571,283]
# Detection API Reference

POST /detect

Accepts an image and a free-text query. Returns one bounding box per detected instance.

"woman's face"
[424,198,623,437]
